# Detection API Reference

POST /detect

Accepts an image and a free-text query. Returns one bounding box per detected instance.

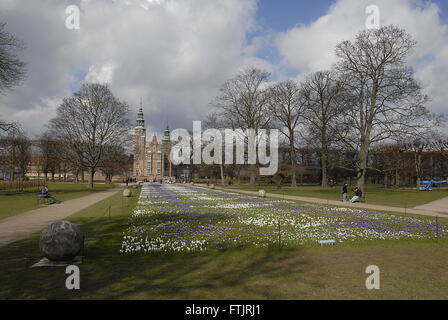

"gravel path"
[211,186,448,218]
[413,197,448,215]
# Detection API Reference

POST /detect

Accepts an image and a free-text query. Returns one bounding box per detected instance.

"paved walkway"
[210,186,448,218]
[414,197,448,214]
[0,186,122,247]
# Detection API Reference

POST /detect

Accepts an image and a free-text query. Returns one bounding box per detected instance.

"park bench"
[349,193,366,203]
[357,194,366,203]
[37,193,53,205]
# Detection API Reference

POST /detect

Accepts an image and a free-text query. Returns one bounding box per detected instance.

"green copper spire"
[136,98,145,129]
[163,121,170,141]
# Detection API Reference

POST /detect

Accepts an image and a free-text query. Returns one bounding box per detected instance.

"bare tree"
[57,142,85,183]
[213,67,271,188]
[15,134,31,180]
[0,22,26,94]
[49,83,131,188]
[0,125,24,181]
[0,119,18,133]
[267,80,306,187]
[302,71,342,188]
[99,144,130,184]
[431,135,448,179]
[203,112,226,187]
[335,25,430,192]
[37,132,62,182]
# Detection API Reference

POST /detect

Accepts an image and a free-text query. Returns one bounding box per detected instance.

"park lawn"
[226,184,448,208]
[0,182,117,221]
[1,186,448,299]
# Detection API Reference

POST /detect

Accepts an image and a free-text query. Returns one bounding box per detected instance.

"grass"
[1,184,448,299]
[0,182,117,220]
[226,184,448,208]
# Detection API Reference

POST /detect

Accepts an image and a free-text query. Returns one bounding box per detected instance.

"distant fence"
[0,179,46,192]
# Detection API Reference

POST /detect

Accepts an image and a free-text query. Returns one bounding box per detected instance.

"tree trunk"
[395,169,400,188]
[321,153,328,188]
[321,131,328,188]
[237,166,241,185]
[357,143,369,193]
[289,134,296,187]
[249,164,256,188]
[10,145,15,182]
[220,163,225,187]
[415,152,422,188]
[89,167,95,188]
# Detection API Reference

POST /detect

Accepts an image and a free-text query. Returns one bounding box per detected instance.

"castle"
[133,105,173,181]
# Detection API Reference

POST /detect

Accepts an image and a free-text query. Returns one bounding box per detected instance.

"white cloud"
[0,0,446,140]
[276,0,448,115]
[85,63,116,83]
[0,0,261,137]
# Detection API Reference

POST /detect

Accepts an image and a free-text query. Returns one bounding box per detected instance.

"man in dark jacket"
[350,187,362,203]
[41,185,61,204]
[342,183,348,202]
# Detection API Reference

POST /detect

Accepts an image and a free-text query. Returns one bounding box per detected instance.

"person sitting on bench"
[350,187,362,203]
[41,185,61,204]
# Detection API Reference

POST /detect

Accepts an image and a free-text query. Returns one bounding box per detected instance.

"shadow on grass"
[0,208,315,299]
[3,186,447,299]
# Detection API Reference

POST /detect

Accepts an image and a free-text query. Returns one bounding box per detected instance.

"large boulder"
[123,188,132,197]
[258,190,266,198]
[39,221,84,261]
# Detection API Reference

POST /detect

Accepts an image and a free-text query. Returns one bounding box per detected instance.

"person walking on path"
[342,183,348,202]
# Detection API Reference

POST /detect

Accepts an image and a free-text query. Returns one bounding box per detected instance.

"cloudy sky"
[0,0,447,137]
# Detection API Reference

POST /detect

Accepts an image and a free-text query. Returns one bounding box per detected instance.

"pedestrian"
[342,183,348,202]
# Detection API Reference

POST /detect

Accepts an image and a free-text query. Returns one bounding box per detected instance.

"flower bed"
[120,184,447,254]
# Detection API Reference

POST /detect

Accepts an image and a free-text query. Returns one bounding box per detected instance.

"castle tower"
[133,102,146,178]
[162,122,172,177]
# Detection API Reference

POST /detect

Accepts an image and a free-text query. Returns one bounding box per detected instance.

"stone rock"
[39,221,84,261]
[123,188,132,197]
[259,190,266,198]
[210,184,215,189]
